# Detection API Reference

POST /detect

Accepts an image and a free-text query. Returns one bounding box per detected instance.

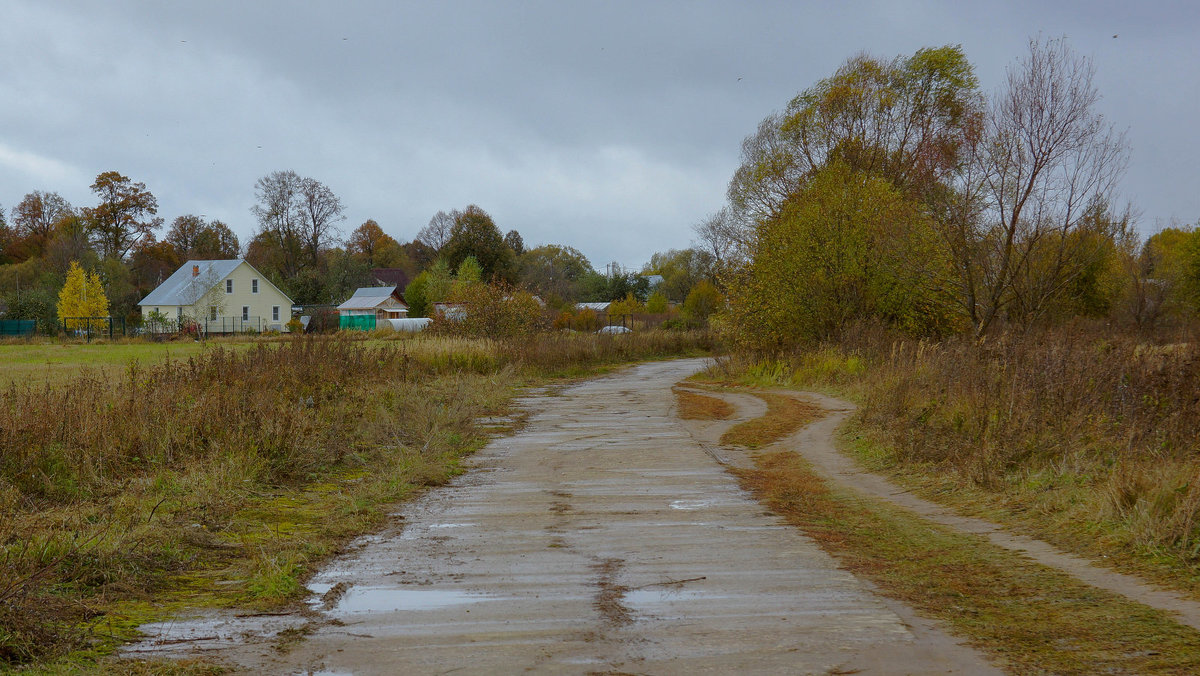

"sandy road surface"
[131,359,997,674]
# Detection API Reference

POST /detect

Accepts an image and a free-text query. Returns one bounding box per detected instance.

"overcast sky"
[2,1,1198,270]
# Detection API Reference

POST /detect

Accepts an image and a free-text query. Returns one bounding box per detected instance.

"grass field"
[0,339,256,386]
[695,376,1200,673]
[0,330,713,672]
[707,323,1200,601]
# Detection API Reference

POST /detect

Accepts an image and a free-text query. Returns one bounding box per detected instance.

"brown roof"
[372,268,411,290]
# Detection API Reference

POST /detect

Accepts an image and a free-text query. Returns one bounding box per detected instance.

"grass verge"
[716,390,824,449]
[739,449,1200,675]
[706,324,1200,601]
[672,387,734,420]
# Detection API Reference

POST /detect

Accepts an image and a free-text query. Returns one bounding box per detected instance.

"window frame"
[225,279,233,294]
[252,279,259,294]
[242,306,250,321]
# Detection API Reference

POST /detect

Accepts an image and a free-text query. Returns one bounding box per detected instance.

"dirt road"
[131,359,997,674]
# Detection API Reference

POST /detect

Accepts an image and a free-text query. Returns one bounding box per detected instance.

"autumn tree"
[443,205,516,283]
[166,215,240,259]
[129,237,183,291]
[518,244,593,303]
[643,248,716,303]
[44,213,95,275]
[503,229,525,256]
[57,260,109,328]
[682,280,722,322]
[347,219,407,268]
[83,171,161,260]
[10,191,73,258]
[724,162,958,350]
[727,46,982,226]
[0,205,10,263]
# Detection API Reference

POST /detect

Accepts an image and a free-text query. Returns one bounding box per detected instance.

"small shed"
[337,286,409,331]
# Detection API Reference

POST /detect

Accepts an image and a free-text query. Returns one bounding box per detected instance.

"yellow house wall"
[140,262,293,332]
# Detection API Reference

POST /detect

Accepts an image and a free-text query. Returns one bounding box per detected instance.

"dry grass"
[710,321,1200,596]
[740,449,1200,674]
[672,388,734,420]
[0,330,714,670]
[718,391,825,449]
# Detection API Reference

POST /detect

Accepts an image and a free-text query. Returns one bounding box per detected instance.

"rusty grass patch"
[672,387,735,420]
[739,450,1200,675]
[719,391,824,449]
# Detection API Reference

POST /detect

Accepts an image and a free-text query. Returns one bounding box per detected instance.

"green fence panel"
[0,320,36,336]
[339,314,376,331]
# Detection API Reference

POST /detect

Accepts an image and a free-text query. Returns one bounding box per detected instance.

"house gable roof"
[337,286,409,311]
[138,260,293,307]
[139,260,242,307]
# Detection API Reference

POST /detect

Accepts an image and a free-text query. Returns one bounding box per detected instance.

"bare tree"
[296,176,345,268]
[947,36,1129,334]
[692,207,748,282]
[251,170,345,277]
[417,210,455,253]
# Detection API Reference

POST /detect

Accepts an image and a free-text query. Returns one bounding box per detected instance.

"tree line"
[0,169,724,329]
[707,37,1200,350]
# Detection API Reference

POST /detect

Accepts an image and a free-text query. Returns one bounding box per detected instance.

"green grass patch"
[0,339,258,387]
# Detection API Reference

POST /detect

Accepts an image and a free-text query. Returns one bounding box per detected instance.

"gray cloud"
[2,0,1198,268]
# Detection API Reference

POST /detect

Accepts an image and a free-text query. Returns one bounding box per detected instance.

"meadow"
[0,330,712,670]
[709,321,1200,598]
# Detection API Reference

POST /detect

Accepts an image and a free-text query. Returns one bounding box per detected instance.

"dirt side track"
[129,359,998,675]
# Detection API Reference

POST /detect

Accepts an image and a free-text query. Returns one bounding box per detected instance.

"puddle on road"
[624,589,715,607]
[308,584,501,614]
[670,499,714,510]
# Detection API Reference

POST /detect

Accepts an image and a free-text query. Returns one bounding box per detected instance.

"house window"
[209,306,217,321]
[226,279,233,294]
[242,306,250,321]
[177,307,182,319]
[252,279,259,293]
[272,306,280,321]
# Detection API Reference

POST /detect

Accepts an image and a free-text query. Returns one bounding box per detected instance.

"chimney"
[192,265,199,277]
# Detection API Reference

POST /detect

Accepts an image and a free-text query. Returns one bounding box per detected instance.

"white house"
[337,286,409,321]
[139,259,294,333]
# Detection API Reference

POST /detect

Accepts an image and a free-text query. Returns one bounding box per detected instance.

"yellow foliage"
[56,261,109,329]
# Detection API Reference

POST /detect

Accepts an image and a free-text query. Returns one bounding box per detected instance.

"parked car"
[597,325,632,335]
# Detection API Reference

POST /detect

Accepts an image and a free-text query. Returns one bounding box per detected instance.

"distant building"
[139,259,293,333]
[337,286,409,331]
[575,302,612,313]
